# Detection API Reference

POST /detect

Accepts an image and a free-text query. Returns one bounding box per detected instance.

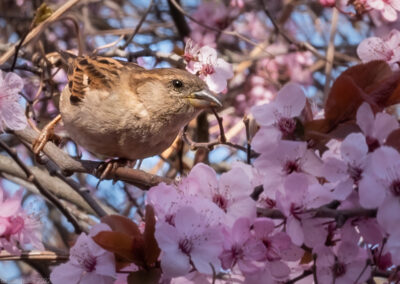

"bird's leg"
[32,114,62,158]
[95,158,136,187]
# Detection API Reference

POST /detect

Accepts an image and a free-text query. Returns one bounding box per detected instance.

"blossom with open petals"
[155,206,224,277]
[0,71,27,132]
[368,0,400,21]
[50,224,116,284]
[190,46,234,93]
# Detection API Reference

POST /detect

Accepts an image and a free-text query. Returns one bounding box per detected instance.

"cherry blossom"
[357,29,400,69]
[50,223,116,284]
[191,46,234,93]
[147,178,226,227]
[155,206,224,277]
[251,82,306,132]
[368,0,400,21]
[0,71,27,132]
[254,140,322,201]
[359,146,400,209]
[251,83,306,152]
[219,217,266,273]
[319,133,369,200]
[276,173,332,245]
[315,242,371,284]
[356,102,398,151]
[183,163,256,226]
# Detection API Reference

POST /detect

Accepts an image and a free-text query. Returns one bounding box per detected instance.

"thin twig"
[120,0,154,50]
[0,0,81,65]
[211,108,226,143]
[0,139,82,234]
[0,250,68,262]
[45,160,108,218]
[243,116,251,164]
[169,0,262,49]
[181,125,258,157]
[323,8,339,100]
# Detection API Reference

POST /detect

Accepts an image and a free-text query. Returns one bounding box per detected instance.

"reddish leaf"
[101,214,141,237]
[385,129,400,152]
[93,231,135,261]
[93,231,147,267]
[309,61,400,139]
[143,205,160,266]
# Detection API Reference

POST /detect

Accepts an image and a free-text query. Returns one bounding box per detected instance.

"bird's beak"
[187,89,222,108]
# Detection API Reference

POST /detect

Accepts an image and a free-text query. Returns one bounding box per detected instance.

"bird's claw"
[32,115,62,160]
[95,158,135,188]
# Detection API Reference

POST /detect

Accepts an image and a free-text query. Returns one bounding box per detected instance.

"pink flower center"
[201,64,215,75]
[213,194,228,212]
[290,203,303,220]
[230,244,244,260]
[278,117,297,136]
[165,214,175,226]
[265,198,276,208]
[83,256,97,272]
[283,160,301,174]
[390,180,400,196]
[332,262,346,277]
[347,166,362,184]
[75,250,97,273]
[183,54,194,63]
[179,238,193,255]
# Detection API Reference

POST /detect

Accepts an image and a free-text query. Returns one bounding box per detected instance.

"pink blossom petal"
[373,112,398,143]
[274,82,306,117]
[320,157,348,182]
[369,147,400,180]
[251,103,277,127]
[391,0,400,10]
[340,133,368,165]
[220,167,252,196]
[359,174,385,208]
[250,126,281,154]
[50,263,83,284]
[377,197,400,234]
[269,261,290,280]
[382,4,398,21]
[253,217,275,238]
[356,103,375,136]
[160,251,191,277]
[286,216,304,246]
[231,217,251,244]
[369,0,385,9]
[3,72,24,93]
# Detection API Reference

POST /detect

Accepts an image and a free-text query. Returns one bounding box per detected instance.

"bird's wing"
[62,52,144,104]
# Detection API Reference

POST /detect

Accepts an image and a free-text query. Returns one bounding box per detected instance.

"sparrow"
[33,52,222,164]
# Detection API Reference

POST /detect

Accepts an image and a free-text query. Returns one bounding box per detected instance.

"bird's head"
[134,68,222,116]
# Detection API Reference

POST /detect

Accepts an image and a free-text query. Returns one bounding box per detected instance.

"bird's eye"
[172,79,184,89]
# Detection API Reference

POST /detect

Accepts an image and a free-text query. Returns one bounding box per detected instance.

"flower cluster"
[147,162,302,282]
[0,187,43,254]
[145,70,400,281]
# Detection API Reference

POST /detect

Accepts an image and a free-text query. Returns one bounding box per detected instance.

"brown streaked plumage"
[58,53,221,160]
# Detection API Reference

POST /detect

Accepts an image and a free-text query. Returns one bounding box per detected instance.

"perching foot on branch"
[95,158,136,187]
[32,114,62,158]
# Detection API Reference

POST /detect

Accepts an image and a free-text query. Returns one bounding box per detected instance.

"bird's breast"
[60,86,191,160]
